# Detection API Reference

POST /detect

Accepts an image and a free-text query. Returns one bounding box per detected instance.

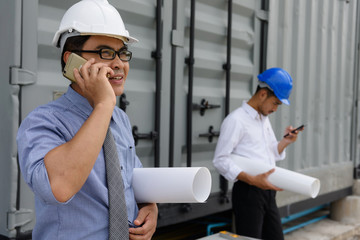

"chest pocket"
[117,144,136,188]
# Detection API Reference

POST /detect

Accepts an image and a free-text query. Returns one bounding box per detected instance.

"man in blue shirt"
[16,0,157,239]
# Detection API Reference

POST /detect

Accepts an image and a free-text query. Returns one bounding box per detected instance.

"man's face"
[81,35,130,96]
[259,95,282,116]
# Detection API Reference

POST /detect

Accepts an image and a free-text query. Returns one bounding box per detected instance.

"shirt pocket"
[120,144,136,188]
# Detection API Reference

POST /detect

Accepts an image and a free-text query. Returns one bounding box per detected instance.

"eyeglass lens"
[100,48,131,61]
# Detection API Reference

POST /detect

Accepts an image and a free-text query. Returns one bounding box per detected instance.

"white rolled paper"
[231,154,320,198]
[132,167,212,203]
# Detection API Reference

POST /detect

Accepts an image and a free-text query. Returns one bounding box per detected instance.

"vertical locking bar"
[219,0,233,204]
[152,0,163,167]
[169,0,178,167]
[185,0,196,168]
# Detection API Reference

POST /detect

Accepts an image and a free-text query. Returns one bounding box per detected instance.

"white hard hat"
[52,0,138,48]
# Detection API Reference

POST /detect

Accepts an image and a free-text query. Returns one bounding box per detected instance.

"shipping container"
[1,0,359,238]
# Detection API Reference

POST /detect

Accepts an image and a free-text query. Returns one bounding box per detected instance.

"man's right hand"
[237,169,283,191]
[73,58,116,109]
[45,58,116,203]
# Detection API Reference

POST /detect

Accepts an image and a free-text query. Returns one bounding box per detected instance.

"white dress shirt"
[213,101,285,181]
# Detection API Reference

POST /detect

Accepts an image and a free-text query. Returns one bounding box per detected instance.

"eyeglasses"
[72,47,132,61]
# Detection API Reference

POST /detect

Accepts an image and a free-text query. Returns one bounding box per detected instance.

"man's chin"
[113,87,124,96]
[261,112,272,117]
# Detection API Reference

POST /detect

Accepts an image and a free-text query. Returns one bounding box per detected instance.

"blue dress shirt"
[17,86,142,240]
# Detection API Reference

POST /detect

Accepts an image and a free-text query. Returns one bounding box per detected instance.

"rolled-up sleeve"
[17,109,72,205]
[272,141,286,161]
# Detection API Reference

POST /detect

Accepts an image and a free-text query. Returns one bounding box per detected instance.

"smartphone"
[283,124,305,138]
[63,53,87,82]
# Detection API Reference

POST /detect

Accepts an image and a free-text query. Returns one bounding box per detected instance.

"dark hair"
[255,85,276,98]
[61,35,91,70]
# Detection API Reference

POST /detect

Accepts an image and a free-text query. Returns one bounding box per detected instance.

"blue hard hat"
[257,68,293,105]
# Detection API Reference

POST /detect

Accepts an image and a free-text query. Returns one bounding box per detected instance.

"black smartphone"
[283,124,305,138]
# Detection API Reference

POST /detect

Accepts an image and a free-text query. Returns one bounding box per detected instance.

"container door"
[173,0,263,181]
[0,0,38,238]
[157,0,263,226]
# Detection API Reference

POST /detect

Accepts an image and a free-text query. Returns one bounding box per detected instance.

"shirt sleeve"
[17,109,73,205]
[212,115,243,182]
[267,120,286,161]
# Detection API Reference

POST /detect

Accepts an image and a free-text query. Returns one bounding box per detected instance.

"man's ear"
[258,88,268,100]
[63,51,72,64]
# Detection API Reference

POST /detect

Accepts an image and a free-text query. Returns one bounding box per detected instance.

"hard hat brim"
[52,30,139,48]
[279,98,290,105]
[80,32,138,44]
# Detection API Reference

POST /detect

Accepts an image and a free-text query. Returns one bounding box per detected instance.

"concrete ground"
[284,218,360,240]
[197,216,360,240]
[198,184,360,240]
[283,181,360,240]
[198,219,360,240]
[285,190,360,240]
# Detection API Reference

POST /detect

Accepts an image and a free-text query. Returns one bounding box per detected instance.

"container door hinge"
[171,29,184,47]
[256,10,269,22]
[7,209,33,230]
[10,66,37,85]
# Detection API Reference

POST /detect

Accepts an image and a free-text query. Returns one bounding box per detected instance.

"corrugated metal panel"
[174,0,262,194]
[267,0,357,204]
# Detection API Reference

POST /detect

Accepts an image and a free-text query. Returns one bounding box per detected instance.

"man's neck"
[247,97,260,113]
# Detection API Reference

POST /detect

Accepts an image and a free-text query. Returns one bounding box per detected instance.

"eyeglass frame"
[72,47,132,62]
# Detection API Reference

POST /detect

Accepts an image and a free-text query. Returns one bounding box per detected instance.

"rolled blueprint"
[231,154,320,198]
[132,167,212,203]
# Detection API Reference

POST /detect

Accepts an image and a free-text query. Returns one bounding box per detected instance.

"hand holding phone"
[63,53,87,82]
[283,124,305,138]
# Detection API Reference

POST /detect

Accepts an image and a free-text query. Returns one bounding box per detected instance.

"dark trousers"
[232,181,284,240]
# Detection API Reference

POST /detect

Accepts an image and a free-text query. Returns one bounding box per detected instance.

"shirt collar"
[64,85,94,117]
[242,101,265,120]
